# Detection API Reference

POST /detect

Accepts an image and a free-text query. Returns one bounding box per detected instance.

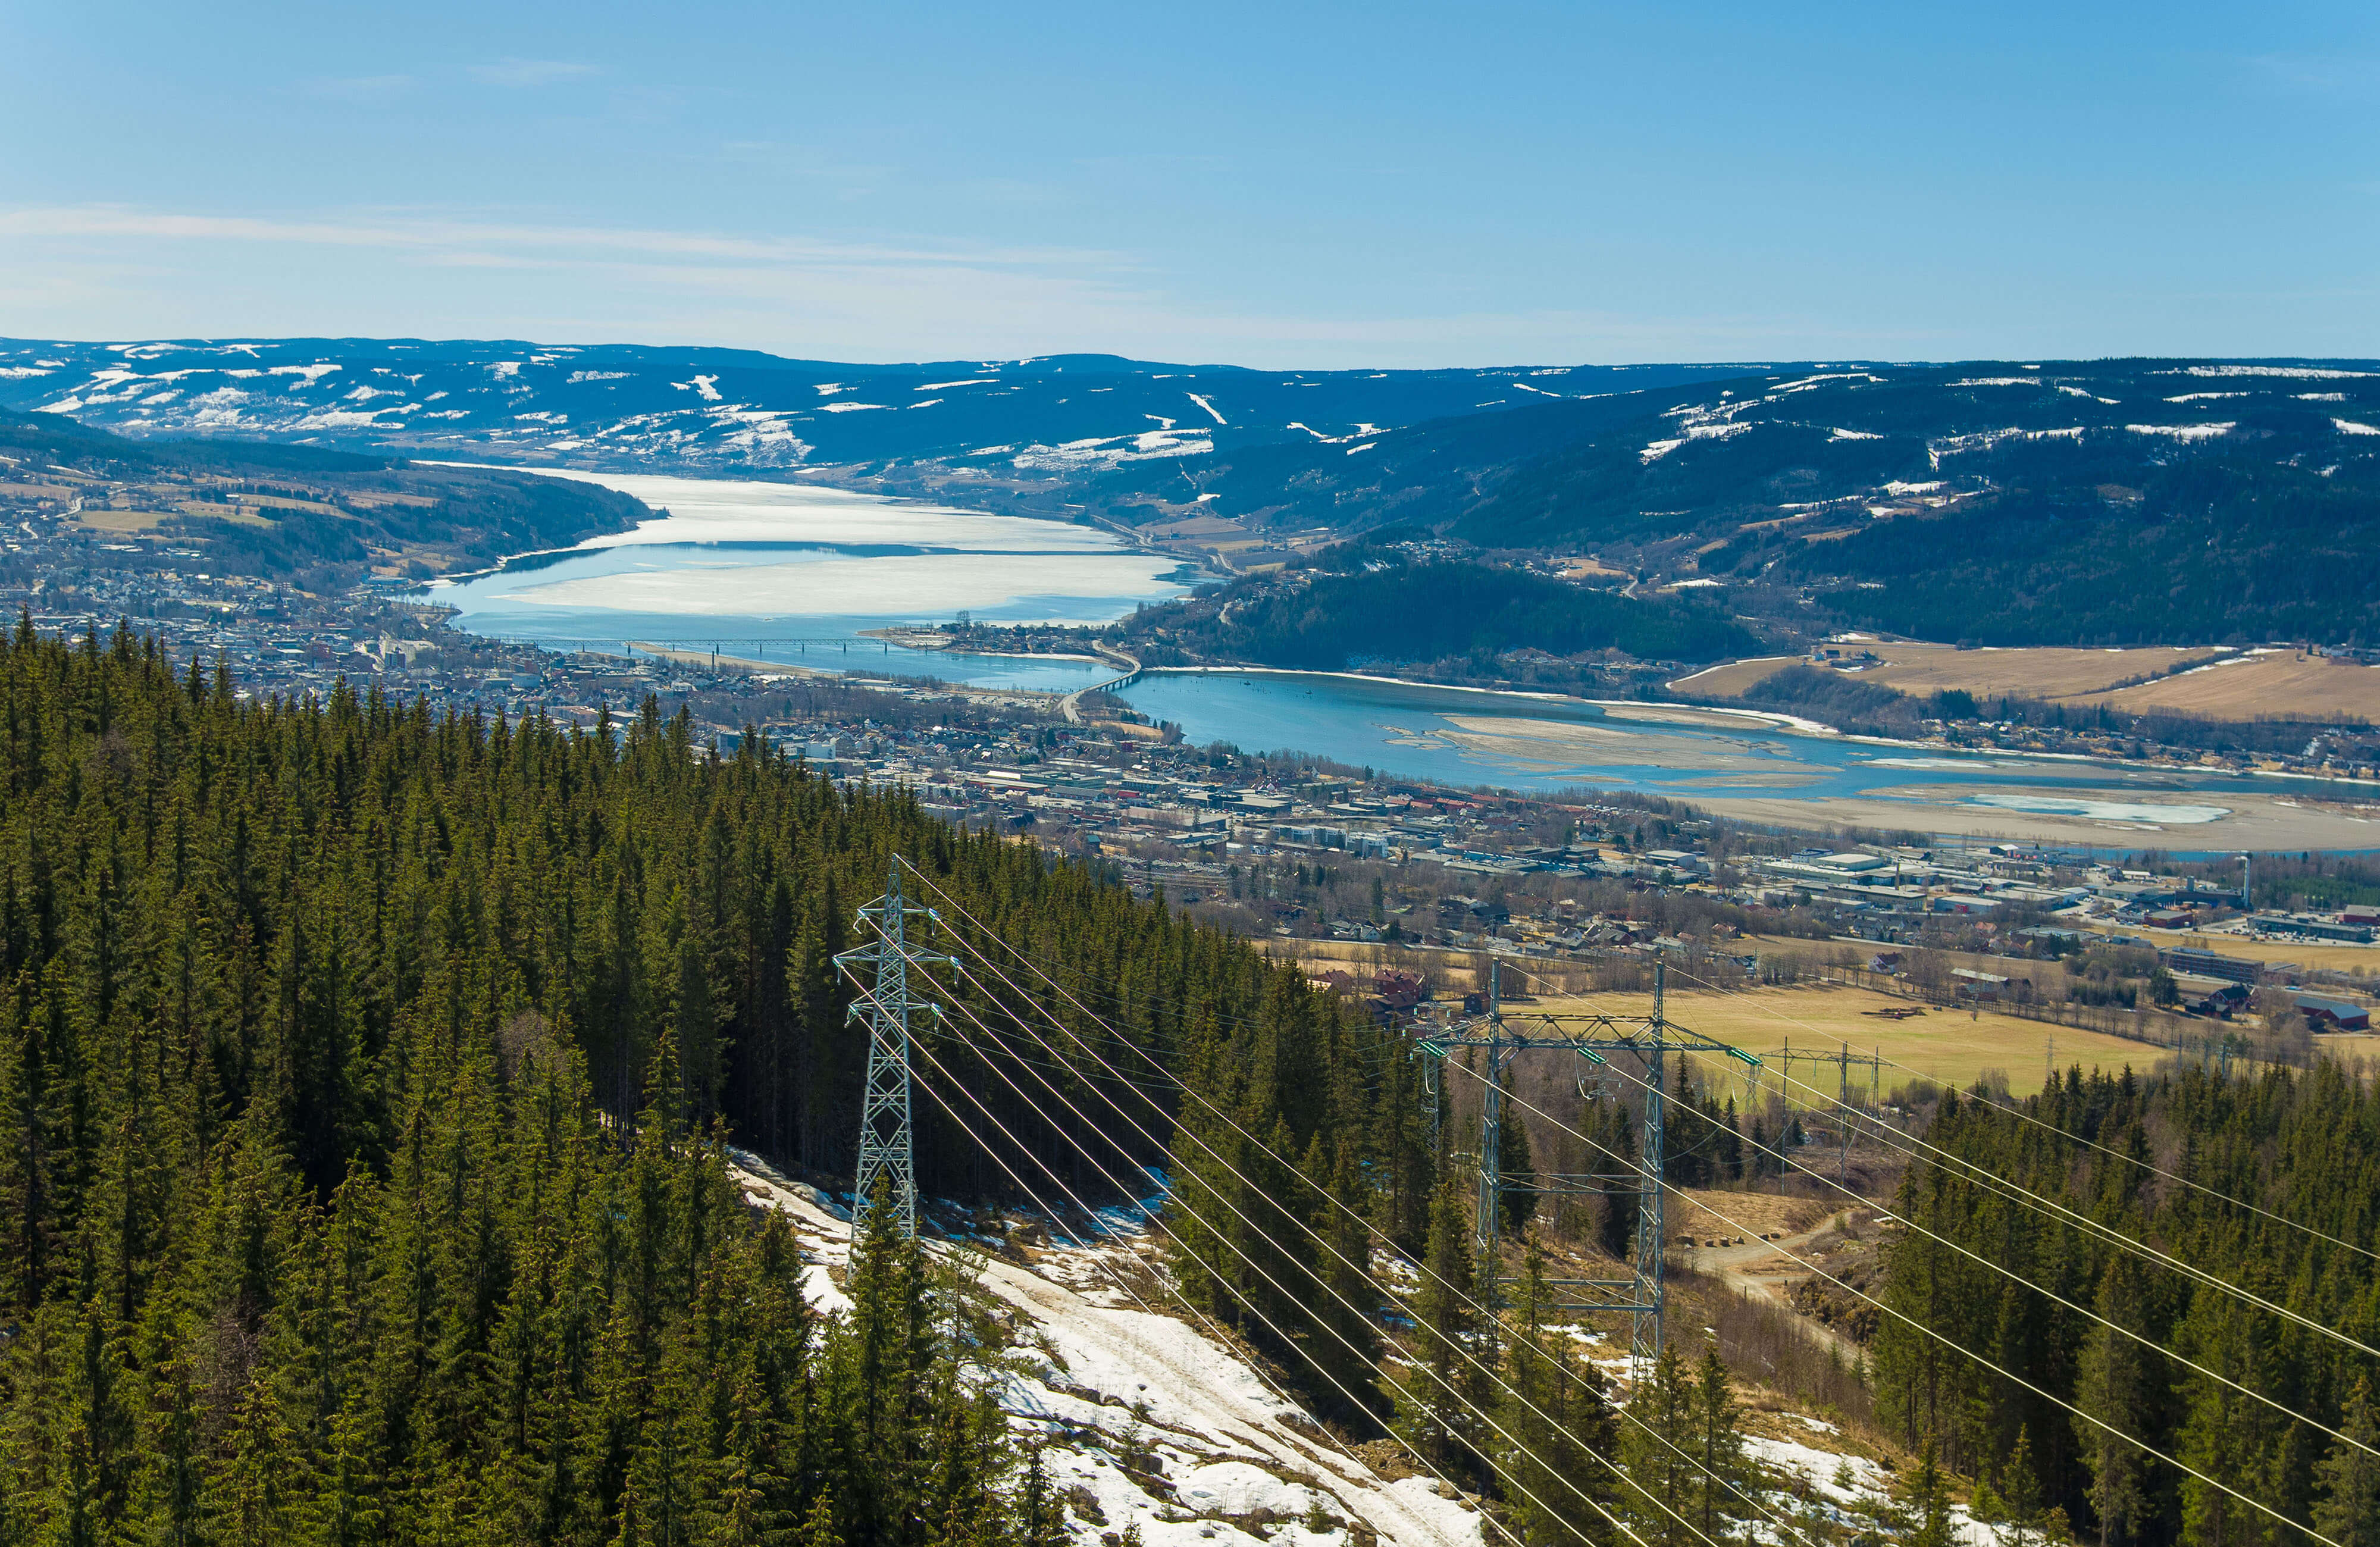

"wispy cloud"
[0,202,2019,368]
[0,205,1118,270]
[465,60,600,88]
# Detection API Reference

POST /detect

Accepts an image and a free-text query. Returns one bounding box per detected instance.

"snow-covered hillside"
[728,1150,1483,1547]
[727,1149,2021,1547]
[0,337,1779,475]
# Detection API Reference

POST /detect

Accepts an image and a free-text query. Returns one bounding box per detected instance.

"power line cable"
[1440,1013,2378,1461]
[897,1033,1516,1547]
[911,865,2331,1546]
[909,1019,1659,1547]
[1493,953,2380,1366]
[932,940,1818,1547]
[1430,1047,2343,1547]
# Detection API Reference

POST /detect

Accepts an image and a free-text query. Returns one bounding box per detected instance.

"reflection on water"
[1114,669,2286,816]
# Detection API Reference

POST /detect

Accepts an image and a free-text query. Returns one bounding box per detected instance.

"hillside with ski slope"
[15,339,2380,646]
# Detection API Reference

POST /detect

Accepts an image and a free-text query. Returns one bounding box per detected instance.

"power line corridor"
[804,857,2365,1547]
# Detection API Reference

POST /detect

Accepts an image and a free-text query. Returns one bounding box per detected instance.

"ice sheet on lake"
[509,550,1192,622]
[1967,793,2231,825]
[456,468,1133,554]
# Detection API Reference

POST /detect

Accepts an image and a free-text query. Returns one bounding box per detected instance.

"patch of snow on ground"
[2334,418,2380,436]
[2127,422,2234,440]
[1186,393,1228,425]
[723,1150,1480,1547]
[1829,428,1881,440]
[1746,1436,1889,1508]
[801,1262,853,1315]
[2173,364,2376,380]
[1011,430,1213,472]
[1762,372,1883,396]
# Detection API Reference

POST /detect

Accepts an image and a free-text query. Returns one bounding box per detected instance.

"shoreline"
[1126,663,2380,797]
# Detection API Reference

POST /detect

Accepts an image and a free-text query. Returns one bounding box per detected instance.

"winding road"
[1684,1208,1868,1363]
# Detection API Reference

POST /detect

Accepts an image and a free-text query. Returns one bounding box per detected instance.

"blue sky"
[2,2,2374,367]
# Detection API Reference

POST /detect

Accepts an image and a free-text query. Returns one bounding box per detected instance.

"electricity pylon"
[1416,957,1760,1377]
[835,861,954,1236]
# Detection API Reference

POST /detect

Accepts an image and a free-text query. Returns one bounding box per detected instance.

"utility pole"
[835,862,956,1237]
[1837,1039,1851,1182]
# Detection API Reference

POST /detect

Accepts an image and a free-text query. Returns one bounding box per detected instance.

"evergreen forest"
[1875,1064,2380,1546]
[2,616,2376,1547]
[0,619,1415,1545]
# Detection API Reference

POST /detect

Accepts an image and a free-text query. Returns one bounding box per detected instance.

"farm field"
[2316,1033,2380,1066]
[2071,918,2380,978]
[2091,650,2380,721]
[1675,640,2380,723]
[1672,641,2223,702]
[1269,940,2271,1095]
[73,507,169,533]
[1526,981,2165,1100]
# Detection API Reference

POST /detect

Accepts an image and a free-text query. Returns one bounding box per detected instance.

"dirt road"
[1685,1208,1868,1363]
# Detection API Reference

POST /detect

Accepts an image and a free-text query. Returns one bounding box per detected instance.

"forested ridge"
[1876,1064,2380,1545]
[1119,553,1756,675]
[0,618,1421,1545]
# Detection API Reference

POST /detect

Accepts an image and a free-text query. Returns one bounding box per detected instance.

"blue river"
[426,469,2372,845]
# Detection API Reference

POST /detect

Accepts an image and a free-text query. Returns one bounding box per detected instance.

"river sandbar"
[1689,784,2380,847]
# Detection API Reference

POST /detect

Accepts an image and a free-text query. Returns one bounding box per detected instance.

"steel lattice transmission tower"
[834,861,954,1237]
[1416,957,1760,1377]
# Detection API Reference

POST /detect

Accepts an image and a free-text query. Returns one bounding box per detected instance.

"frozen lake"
[428,471,2380,845]
[425,469,1200,690]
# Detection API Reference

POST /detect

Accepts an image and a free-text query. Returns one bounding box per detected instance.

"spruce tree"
[1618,1342,1698,1547]
[1499,1240,1617,1547]
[1902,1436,1955,1547]
[1399,1176,1493,1486]
[1689,1342,1749,1543]
[2313,1376,2380,1547]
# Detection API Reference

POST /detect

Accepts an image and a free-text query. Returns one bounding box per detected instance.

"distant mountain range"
[0,337,1778,474]
[10,339,2378,647]
[1083,359,2380,647]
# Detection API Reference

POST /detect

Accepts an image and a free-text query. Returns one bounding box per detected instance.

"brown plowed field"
[1675,641,2380,723]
